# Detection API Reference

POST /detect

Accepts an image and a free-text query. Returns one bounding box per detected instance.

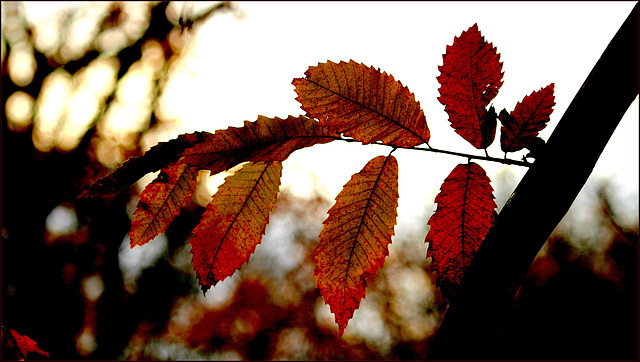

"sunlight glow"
[5,91,34,132]
[7,43,36,86]
[82,274,105,302]
[45,204,78,236]
[76,327,98,356]
[119,234,168,293]
[32,19,61,56]
[33,69,72,152]
[95,54,160,167]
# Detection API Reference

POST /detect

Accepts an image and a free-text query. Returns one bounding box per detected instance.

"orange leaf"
[437,24,504,149]
[426,162,496,301]
[190,161,283,293]
[181,115,340,173]
[130,162,199,247]
[293,60,430,147]
[500,83,556,152]
[314,155,399,335]
[79,132,210,200]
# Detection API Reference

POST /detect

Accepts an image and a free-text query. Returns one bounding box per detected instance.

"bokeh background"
[2,1,637,359]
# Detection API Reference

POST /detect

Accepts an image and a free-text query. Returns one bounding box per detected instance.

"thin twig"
[335,138,531,167]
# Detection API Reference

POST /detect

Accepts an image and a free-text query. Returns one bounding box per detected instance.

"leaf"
[293,60,430,147]
[481,105,498,149]
[181,115,340,173]
[425,162,496,301]
[437,24,504,149]
[3,327,50,359]
[524,137,546,159]
[79,132,210,200]
[500,84,555,152]
[130,161,199,247]
[190,161,283,293]
[314,155,399,336]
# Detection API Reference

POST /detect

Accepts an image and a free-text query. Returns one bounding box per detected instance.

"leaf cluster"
[80,24,555,336]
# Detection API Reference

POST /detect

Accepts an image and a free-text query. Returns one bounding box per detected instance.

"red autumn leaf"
[190,161,283,293]
[500,83,556,152]
[181,115,340,173]
[4,327,50,359]
[293,60,430,147]
[81,115,337,202]
[79,132,210,200]
[425,162,496,301]
[129,162,199,247]
[482,105,498,149]
[437,24,504,149]
[314,155,399,336]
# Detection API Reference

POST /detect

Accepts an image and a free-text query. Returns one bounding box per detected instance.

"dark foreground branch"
[427,3,638,359]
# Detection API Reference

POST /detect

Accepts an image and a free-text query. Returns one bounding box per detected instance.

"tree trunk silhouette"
[428,3,638,359]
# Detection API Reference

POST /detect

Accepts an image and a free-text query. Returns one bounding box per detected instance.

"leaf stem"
[335,138,531,167]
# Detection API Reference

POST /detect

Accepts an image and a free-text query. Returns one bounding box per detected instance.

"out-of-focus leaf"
[314,155,399,335]
[293,60,430,147]
[2,326,50,359]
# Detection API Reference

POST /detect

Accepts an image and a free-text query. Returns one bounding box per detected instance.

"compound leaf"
[190,161,283,293]
[293,60,430,147]
[314,155,399,336]
[500,83,556,152]
[426,162,496,301]
[437,24,504,149]
[130,161,199,247]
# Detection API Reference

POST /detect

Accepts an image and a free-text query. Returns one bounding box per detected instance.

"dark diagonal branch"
[428,3,638,359]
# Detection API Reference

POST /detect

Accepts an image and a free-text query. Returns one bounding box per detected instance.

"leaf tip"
[202,285,210,295]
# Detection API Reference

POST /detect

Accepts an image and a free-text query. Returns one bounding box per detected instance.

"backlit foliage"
[80,23,555,335]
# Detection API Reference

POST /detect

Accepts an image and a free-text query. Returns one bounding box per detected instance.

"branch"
[427,3,638,359]
[336,138,531,167]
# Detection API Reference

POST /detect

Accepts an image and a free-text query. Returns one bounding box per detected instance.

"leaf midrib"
[203,162,275,285]
[302,77,429,146]
[139,164,194,243]
[509,90,550,147]
[343,156,393,300]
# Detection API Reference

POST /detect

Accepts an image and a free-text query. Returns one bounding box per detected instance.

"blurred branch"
[428,3,638,359]
[179,1,234,34]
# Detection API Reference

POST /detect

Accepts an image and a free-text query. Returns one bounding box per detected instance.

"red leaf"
[190,161,283,293]
[79,132,210,200]
[314,155,399,335]
[81,115,337,201]
[5,327,50,359]
[181,115,340,173]
[437,24,504,149]
[500,84,556,152]
[425,162,496,300]
[293,60,430,147]
[130,162,199,247]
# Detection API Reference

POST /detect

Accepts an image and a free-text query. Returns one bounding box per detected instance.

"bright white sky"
[18,1,639,238]
[169,1,638,238]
